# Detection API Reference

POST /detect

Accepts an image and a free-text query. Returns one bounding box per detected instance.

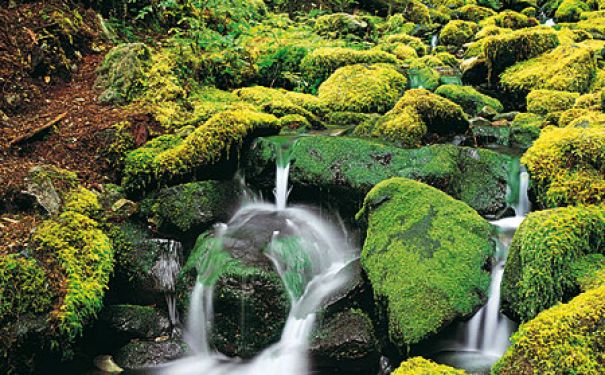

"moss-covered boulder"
[140,180,240,238]
[379,34,430,57]
[483,27,559,81]
[455,5,497,22]
[300,47,400,91]
[245,136,513,216]
[121,109,280,192]
[368,89,468,147]
[501,205,605,322]
[558,108,605,128]
[481,10,539,29]
[393,357,467,374]
[500,44,597,99]
[95,43,152,104]
[510,112,542,148]
[313,13,372,39]
[439,20,479,48]
[356,178,493,348]
[317,64,407,113]
[494,285,605,374]
[526,89,580,115]
[435,84,503,116]
[114,338,186,370]
[555,0,590,22]
[521,126,605,208]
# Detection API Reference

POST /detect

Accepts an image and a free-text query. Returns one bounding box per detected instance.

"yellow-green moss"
[500,44,597,95]
[407,58,442,90]
[559,108,605,127]
[526,89,580,115]
[494,285,605,374]
[371,106,427,146]
[574,91,604,109]
[357,178,492,346]
[510,112,543,148]
[440,20,480,47]
[455,4,497,21]
[522,126,605,207]
[391,44,419,60]
[556,0,590,21]
[300,47,400,91]
[480,10,539,29]
[62,186,102,219]
[404,0,432,24]
[317,64,407,113]
[435,84,503,115]
[393,357,467,374]
[313,13,371,39]
[380,34,430,56]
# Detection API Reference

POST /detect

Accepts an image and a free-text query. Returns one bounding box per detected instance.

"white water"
[544,18,556,27]
[160,140,357,375]
[463,167,530,356]
[431,34,439,51]
[150,239,183,326]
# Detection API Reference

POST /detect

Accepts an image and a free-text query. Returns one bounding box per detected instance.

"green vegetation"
[357,178,493,347]
[435,84,503,115]
[501,205,605,321]
[526,89,580,116]
[440,20,479,47]
[393,357,467,374]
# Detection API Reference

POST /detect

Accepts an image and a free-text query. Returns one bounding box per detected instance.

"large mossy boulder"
[121,109,280,192]
[435,84,503,116]
[356,178,493,349]
[439,20,479,48]
[245,136,512,216]
[494,285,605,375]
[393,357,467,374]
[366,89,469,147]
[317,64,407,113]
[525,89,579,116]
[501,205,605,322]
[114,338,186,370]
[521,126,605,208]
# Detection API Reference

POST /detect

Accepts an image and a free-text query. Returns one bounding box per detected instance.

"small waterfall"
[273,137,298,210]
[150,239,183,326]
[431,34,439,51]
[544,18,556,27]
[160,138,357,375]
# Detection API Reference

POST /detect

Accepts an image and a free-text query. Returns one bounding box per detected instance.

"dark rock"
[114,338,186,370]
[478,105,498,119]
[461,57,488,85]
[98,305,171,342]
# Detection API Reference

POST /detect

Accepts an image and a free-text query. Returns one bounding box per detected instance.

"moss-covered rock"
[122,110,280,192]
[356,178,493,347]
[245,136,512,216]
[114,338,186,370]
[526,89,580,115]
[455,5,497,21]
[317,64,407,113]
[555,0,590,22]
[558,108,605,127]
[393,357,467,374]
[95,43,152,104]
[435,84,503,116]
[97,305,171,343]
[406,58,443,91]
[501,205,605,321]
[300,47,400,91]
[481,10,539,29]
[521,126,605,208]
[313,13,372,39]
[494,285,605,374]
[510,112,543,148]
[500,44,597,98]
[439,20,479,48]
[380,34,430,57]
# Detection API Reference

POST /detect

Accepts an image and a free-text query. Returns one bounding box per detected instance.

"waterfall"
[159,138,357,375]
[544,18,556,27]
[431,34,438,51]
[150,239,183,326]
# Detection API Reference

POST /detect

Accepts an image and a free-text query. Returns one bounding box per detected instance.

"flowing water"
[150,239,184,326]
[431,166,531,374]
[431,34,439,51]
[158,139,358,375]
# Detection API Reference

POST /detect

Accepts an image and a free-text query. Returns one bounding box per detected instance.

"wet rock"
[478,105,498,119]
[493,112,520,121]
[114,338,186,370]
[311,309,380,374]
[97,305,171,343]
[461,57,488,85]
[23,165,78,215]
[470,119,511,146]
[93,355,123,373]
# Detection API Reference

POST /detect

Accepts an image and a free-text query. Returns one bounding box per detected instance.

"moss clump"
[521,126,605,207]
[317,64,407,113]
[555,0,590,22]
[558,108,605,127]
[122,110,280,191]
[404,0,432,24]
[356,178,493,347]
[571,254,605,292]
[510,112,543,148]
[406,58,442,91]
[483,27,559,81]
[370,89,468,147]
[501,44,597,96]
[439,20,479,47]
[435,84,503,116]
[574,91,604,110]
[494,285,605,375]
[300,47,400,92]
[526,89,580,115]
[480,10,539,29]
[455,5,497,21]
[313,13,371,39]
[95,43,152,104]
[393,357,467,374]
[379,34,430,57]
[501,205,605,321]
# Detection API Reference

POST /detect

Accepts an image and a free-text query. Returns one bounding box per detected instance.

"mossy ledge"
[356,178,493,349]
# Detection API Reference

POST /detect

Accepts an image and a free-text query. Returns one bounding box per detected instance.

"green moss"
[393,357,467,374]
[500,44,597,96]
[571,254,605,291]
[300,47,400,92]
[483,27,559,81]
[380,34,430,57]
[357,178,493,347]
[440,20,480,47]
[574,91,603,110]
[404,0,432,24]
[455,5,497,21]
[501,205,605,321]
[122,110,280,191]
[313,13,371,40]
[494,285,605,374]
[406,58,442,90]
[526,89,580,115]
[317,64,407,113]
[555,0,590,21]
[63,186,102,219]
[558,108,605,127]
[521,126,605,207]
[510,112,543,148]
[435,84,503,115]
[480,10,539,29]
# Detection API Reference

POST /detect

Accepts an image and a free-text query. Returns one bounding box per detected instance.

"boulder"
[114,338,186,370]
[435,84,503,116]
[393,357,467,374]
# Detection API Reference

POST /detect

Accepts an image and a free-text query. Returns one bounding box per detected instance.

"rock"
[393,357,467,374]
[245,136,512,217]
[469,117,492,127]
[493,111,520,121]
[313,13,371,39]
[478,105,499,119]
[494,285,605,374]
[461,57,488,86]
[98,305,171,342]
[93,355,123,373]
[114,338,186,370]
[510,113,542,149]
[23,165,78,215]
[435,85,503,117]
[111,198,138,219]
[357,178,493,350]
[311,309,380,374]
[501,205,605,322]
[471,120,511,147]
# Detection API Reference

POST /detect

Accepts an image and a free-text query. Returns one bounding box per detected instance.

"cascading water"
[150,239,184,326]
[431,34,439,51]
[430,164,531,374]
[158,138,357,375]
